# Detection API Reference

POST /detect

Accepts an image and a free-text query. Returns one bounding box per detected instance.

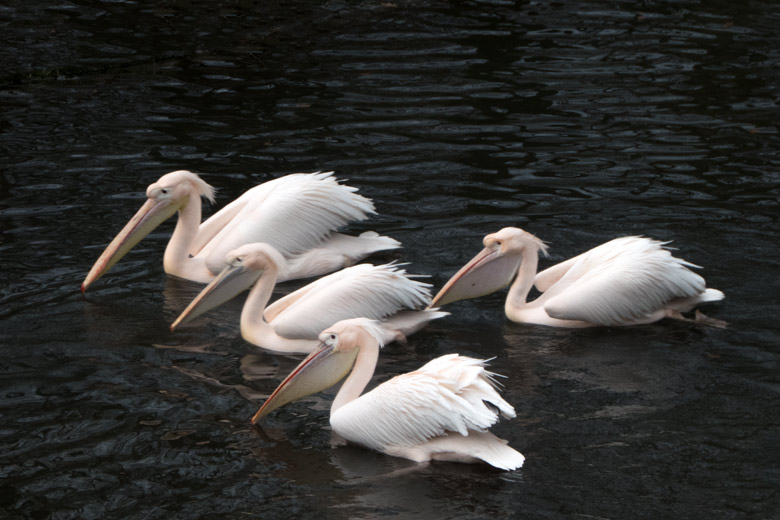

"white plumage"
[251,318,524,471]
[82,170,400,290]
[330,353,524,470]
[171,244,447,353]
[267,262,434,340]
[538,236,718,325]
[431,227,724,327]
[192,171,388,279]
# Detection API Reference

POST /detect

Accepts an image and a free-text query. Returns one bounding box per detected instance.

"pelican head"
[81,170,216,292]
[430,227,548,307]
[170,243,286,331]
[251,318,385,424]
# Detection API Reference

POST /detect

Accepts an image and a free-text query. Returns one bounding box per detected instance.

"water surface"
[1,1,778,518]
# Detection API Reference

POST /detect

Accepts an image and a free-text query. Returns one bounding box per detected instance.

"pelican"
[81,170,400,291]
[252,318,524,470]
[430,227,725,327]
[171,243,447,353]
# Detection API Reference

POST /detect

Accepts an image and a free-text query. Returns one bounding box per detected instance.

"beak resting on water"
[170,262,262,331]
[250,340,358,425]
[429,246,521,307]
[81,196,184,292]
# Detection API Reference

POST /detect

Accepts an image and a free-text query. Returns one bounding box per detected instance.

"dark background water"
[1,1,779,518]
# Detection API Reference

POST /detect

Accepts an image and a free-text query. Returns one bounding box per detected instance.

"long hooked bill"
[250,340,358,424]
[170,263,262,331]
[429,247,521,307]
[81,197,183,292]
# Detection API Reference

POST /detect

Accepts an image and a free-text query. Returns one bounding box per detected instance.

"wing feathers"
[543,237,709,325]
[198,172,376,274]
[421,431,525,470]
[331,355,515,452]
[269,263,433,339]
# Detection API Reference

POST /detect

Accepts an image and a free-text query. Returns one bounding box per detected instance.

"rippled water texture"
[1,1,779,518]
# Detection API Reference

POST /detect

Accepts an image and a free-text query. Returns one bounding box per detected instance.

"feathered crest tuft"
[519,229,549,257]
[331,318,387,350]
[184,171,216,204]
[158,170,216,204]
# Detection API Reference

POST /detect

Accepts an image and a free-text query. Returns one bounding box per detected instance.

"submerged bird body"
[171,243,446,353]
[82,170,399,291]
[431,227,724,328]
[252,318,524,470]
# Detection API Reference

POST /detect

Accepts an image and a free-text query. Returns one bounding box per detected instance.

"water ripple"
[1,0,779,518]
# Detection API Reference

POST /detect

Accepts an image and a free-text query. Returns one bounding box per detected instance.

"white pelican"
[170,243,447,353]
[81,170,400,291]
[430,227,725,327]
[251,318,524,470]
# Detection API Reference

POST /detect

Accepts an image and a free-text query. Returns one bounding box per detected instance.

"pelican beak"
[81,196,185,292]
[251,340,358,424]
[170,263,261,331]
[430,246,521,307]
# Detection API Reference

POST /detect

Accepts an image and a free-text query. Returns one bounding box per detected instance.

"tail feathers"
[349,231,402,259]
[422,431,525,471]
[315,231,402,262]
[380,309,449,344]
[701,288,725,303]
[668,287,725,313]
[279,231,401,281]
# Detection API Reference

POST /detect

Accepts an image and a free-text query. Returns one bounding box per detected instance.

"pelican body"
[431,227,724,328]
[171,243,447,353]
[252,318,524,471]
[82,170,400,291]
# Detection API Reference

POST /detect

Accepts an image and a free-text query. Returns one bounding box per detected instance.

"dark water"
[1,0,779,518]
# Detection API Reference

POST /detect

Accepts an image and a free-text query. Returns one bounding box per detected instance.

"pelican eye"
[153,187,171,199]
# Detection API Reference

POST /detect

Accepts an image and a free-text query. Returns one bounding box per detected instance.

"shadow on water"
[1,0,779,518]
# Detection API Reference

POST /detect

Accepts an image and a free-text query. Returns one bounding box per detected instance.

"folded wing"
[268,263,433,339]
[193,172,376,274]
[542,237,706,325]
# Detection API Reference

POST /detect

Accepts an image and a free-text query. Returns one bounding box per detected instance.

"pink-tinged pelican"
[252,318,524,470]
[430,227,725,328]
[81,170,400,291]
[170,243,447,353]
